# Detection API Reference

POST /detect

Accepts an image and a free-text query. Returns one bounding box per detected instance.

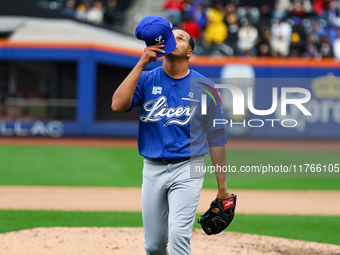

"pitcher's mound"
[0,227,339,255]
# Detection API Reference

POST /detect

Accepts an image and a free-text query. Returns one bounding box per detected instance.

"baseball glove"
[198,194,237,235]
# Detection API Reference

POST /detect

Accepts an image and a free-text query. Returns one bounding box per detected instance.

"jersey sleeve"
[204,87,226,132]
[203,86,227,147]
[206,128,227,147]
[127,71,146,112]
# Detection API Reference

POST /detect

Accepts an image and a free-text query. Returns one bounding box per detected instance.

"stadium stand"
[14,0,340,59]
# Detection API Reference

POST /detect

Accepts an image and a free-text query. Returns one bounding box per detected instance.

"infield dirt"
[1,227,340,255]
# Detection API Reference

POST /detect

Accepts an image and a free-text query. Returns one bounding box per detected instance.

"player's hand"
[217,189,233,213]
[216,188,232,200]
[137,45,165,68]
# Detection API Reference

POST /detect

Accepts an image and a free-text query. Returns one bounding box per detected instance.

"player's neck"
[162,58,189,79]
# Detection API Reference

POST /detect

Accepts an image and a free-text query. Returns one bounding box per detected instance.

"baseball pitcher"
[111,16,236,255]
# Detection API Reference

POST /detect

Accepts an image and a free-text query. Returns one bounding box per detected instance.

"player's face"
[170,30,193,59]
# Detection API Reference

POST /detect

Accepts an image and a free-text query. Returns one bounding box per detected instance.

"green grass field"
[1,210,339,245]
[0,146,339,189]
[0,144,339,245]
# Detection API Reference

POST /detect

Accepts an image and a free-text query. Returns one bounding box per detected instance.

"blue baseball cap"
[135,16,176,57]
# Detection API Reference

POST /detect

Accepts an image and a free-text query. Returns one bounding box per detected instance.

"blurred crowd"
[164,0,340,58]
[59,0,340,58]
[61,0,131,31]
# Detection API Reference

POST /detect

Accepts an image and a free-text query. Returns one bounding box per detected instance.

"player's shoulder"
[142,66,163,77]
[139,66,163,85]
[190,69,216,88]
[190,69,214,85]
[190,69,206,79]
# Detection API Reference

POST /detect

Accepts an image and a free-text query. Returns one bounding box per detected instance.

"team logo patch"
[222,198,234,210]
[152,86,162,95]
[182,92,199,102]
[155,35,165,45]
[212,208,219,213]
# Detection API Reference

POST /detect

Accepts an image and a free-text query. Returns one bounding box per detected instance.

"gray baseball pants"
[142,156,205,255]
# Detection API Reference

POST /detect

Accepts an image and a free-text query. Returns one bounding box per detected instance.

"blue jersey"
[128,66,227,160]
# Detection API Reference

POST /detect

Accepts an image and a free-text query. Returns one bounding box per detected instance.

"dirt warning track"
[1,186,339,215]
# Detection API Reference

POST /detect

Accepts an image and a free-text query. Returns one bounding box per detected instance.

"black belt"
[147,157,191,164]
